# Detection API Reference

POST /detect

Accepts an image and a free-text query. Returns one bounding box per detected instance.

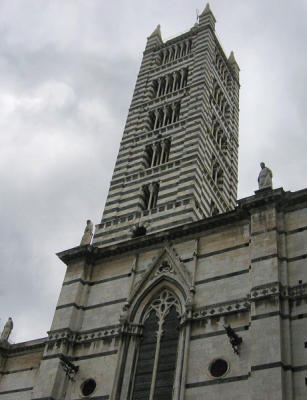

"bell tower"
[93,3,240,248]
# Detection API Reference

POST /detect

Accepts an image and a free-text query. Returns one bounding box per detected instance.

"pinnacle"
[200,3,212,16]
[149,24,162,40]
[228,51,238,65]
[199,3,216,23]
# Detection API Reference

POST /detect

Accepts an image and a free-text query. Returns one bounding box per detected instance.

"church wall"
[0,340,44,400]
[2,189,307,399]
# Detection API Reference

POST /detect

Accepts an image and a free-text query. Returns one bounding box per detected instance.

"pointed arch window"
[131,290,180,400]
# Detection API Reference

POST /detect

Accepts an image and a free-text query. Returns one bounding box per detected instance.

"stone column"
[162,49,167,64]
[162,106,168,126]
[179,43,184,58]
[151,143,157,167]
[160,141,166,164]
[157,78,162,97]
[164,75,170,95]
[172,72,177,92]
[174,44,178,60]
[180,69,185,89]
[153,110,159,130]
[147,183,154,209]
[171,104,176,123]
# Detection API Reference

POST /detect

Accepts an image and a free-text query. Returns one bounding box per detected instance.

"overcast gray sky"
[1,0,306,343]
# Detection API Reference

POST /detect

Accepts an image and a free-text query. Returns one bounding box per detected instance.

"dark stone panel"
[154,306,179,400]
[132,310,158,399]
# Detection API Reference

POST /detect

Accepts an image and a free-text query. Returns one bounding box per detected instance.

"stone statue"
[258,162,273,190]
[1,317,13,341]
[80,220,93,245]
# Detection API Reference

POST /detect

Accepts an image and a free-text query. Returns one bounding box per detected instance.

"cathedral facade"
[1,4,306,400]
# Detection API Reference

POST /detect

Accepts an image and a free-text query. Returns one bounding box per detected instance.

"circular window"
[209,358,229,378]
[81,378,96,397]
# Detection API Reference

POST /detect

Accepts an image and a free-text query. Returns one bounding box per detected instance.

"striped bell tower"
[93,4,240,248]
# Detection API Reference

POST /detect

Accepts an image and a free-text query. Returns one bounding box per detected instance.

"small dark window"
[209,358,228,378]
[81,378,96,396]
[133,225,147,237]
[304,342,307,348]
[305,377,307,386]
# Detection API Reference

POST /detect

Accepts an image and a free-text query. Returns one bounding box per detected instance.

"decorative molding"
[47,323,143,346]
[289,283,307,301]
[250,282,282,301]
[193,298,250,321]
[251,282,307,302]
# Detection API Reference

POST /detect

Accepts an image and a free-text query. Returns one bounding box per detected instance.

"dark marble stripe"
[56,298,126,311]
[291,313,307,320]
[0,387,33,395]
[286,225,307,236]
[48,324,120,336]
[63,273,131,287]
[195,268,249,286]
[251,227,277,236]
[252,362,307,372]
[72,397,109,400]
[292,364,307,372]
[253,311,307,321]
[73,350,118,361]
[43,350,117,361]
[0,366,38,375]
[32,398,55,400]
[251,362,283,371]
[251,311,281,320]
[191,326,247,340]
[186,374,249,388]
[287,253,307,263]
[198,242,249,260]
[251,253,278,263]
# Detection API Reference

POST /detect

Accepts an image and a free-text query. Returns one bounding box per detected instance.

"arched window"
[141,182,159,210]
[131,290,180,400]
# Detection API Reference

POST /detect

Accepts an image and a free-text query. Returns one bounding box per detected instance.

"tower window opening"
[210,200,219,216]
[212,79,230,124]
[141,182,160,210]
[152,68,188,99]
[144,144,154,168]
[144,138,171,168]
[148,102,181,131]
[160,39,192,66]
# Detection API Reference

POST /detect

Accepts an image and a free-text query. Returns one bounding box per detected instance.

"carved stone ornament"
[128,247,192,308]
[154,260,175,276]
